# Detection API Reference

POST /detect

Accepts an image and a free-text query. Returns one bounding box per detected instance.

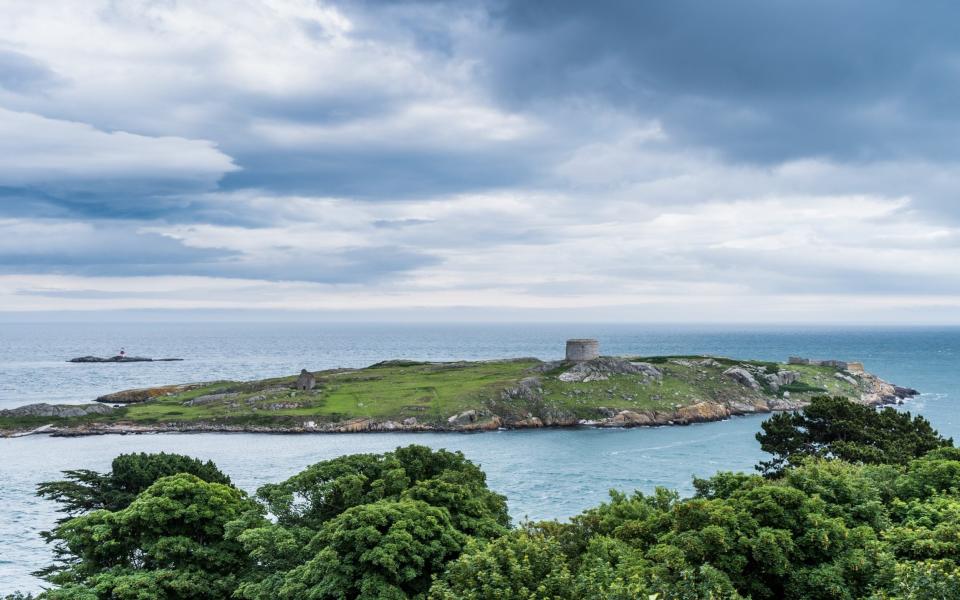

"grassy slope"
[0,356,861,431]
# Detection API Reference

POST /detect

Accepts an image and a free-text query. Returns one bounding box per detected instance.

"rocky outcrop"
[676,402,731,424]
[183,392,238,407]
[723,367,760,390]
[0,403,114,418]
[558,357,660,383]
[501,377,543,402]
[69,356,183,363]
[859,372,919,405]
[604,410,655,427]
[96,383,210,404]
[447,409,479,426]
[757,370,799,392]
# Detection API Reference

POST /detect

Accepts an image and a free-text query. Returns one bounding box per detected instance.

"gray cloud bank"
[1,0,959,320]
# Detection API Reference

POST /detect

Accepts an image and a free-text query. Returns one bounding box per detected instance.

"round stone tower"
[565,339,600,362]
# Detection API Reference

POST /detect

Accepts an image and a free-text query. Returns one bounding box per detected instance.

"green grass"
[119,359,540,425]
[779,382,829,395]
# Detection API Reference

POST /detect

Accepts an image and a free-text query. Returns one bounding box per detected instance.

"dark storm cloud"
[480,0,960,163]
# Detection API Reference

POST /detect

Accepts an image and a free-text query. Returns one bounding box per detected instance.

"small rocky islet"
[2,340,918,437]
[68,355,183,363]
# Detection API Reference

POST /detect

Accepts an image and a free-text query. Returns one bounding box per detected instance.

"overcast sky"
[2,0,960,322]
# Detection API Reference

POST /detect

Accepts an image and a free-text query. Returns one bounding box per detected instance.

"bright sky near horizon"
[2,0,960,322]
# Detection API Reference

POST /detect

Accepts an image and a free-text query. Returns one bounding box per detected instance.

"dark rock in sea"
[69,356,183,363]
[894,385,920,397]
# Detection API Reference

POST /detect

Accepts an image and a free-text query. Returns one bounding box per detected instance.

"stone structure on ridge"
[565,339,600,362]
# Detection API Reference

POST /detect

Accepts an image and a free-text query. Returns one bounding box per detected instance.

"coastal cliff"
[0,355,918,436]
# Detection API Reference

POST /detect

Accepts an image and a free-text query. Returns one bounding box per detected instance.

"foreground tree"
[429,529,574,600]
[756,395,950,475]
[43,473,263,599]
[273,499,464,600]
[35,452,233,580]
[235,445,509,599]
[21,442,960,600]
[37,452,231,518]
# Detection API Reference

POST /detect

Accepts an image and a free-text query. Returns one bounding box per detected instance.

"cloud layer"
[1,0,960,321]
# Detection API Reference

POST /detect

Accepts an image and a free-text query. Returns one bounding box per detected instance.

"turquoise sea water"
[1,323,957,593]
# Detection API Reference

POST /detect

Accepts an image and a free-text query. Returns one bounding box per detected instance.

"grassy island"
[0,354,914,436]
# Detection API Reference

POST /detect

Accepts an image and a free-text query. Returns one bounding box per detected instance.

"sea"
[1,322,957,594]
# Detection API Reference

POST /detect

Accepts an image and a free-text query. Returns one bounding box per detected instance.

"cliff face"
[1,355,919,436]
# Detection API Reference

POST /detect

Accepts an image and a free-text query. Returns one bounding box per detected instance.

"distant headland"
[3,339,917,437]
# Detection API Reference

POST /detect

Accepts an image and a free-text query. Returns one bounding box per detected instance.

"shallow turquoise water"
[1,323,957,593]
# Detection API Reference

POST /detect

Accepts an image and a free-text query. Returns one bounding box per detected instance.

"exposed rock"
[675,402,730,423]
[183,392,238,407]
[630,362,664,379]
[538,407,578,426]
[723,367,760,390]
[860,373,905,405]
[506,416,543,428]
[835,372,859,386]
[558,357,652,383]
[894,385,920,398]
[727,400,769,414]
[501,377,543,402]
[266,402,302,410]
[606,410,654,427]
[768,397,804,411]
[0,403,114,418]
[447,410,478,425]
[402,417,418,426]
[761,370,799,392]
[461,416,503,431]
[295,369,316,391]
[96,383,209,404]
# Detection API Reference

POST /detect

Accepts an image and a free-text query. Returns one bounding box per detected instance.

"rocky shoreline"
[2,346,923,439]
[2,366,918,438]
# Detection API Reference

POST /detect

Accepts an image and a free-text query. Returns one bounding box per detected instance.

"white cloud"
[0,107,236,188]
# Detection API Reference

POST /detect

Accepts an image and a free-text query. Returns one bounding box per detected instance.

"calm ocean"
[1,322,957,593]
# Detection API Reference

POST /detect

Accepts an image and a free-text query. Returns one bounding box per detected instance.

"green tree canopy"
[37,452,231,518]
[273,499,464,600]
[756,396,950,476]
[255,444,507,535]
[429,528,574,600]
[43,473,263,599]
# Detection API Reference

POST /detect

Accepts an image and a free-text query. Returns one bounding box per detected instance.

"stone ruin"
[788,357,851,370]
[566,339,600,362]
[295,369,316,391]
[788,357,866,374]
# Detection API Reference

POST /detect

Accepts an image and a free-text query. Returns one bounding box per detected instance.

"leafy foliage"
[37,452,231,518]
[429,528,574,600]
[43,473,263,599]
[235,445,508,599]
[756,395,951,475]
[277,499,464,599]
[21,440,960,600]
[34,452,233,581]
